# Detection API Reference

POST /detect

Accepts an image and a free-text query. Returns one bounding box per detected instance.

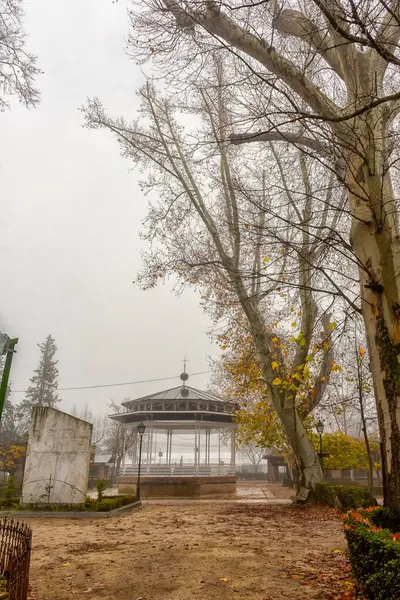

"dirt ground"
[28,501,351,600]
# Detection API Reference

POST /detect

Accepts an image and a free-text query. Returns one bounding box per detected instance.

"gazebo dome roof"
[109,384,238,425]
[121,385,237,411]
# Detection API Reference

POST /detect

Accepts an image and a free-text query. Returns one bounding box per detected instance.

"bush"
[335,485,377,511]
[314,482,338,507]
[0,574,9,599]
[344,507,400,600]
[369,507,400,532]
[93,496,136,512]
[314,482,377,511]
[95,479,107,502]
[0,476,17,508]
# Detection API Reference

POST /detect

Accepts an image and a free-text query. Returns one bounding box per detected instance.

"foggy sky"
[0,0,218,416]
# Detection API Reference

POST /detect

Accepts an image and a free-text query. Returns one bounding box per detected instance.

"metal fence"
[122,463,236,477]
[0,519,32,600]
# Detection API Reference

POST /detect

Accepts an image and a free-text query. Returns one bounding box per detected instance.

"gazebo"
[109,372,239,497]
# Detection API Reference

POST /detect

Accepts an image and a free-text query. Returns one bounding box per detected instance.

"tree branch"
[162,0,339,119]
[229,129,330,156]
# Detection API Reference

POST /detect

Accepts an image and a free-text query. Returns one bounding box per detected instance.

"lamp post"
[136,421,146,502]
[316,420,324,474]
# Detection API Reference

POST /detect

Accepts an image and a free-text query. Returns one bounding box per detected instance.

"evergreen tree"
[18,335,60,425]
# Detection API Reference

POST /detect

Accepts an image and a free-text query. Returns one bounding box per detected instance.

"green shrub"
[344,507,400,600]
[369,507,400,532]
[0,574,9,599]
[92,496,136,512]
[0,476,17,508]
[314,482,338,507]
[335,485,377,511]
[95,479,107,502]
[314,482,377,511]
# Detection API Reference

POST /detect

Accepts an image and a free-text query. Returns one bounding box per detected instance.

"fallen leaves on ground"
[28,501,353,600]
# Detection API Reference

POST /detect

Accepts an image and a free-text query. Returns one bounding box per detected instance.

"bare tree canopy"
[0,0,40,109]
[120,0,400,510]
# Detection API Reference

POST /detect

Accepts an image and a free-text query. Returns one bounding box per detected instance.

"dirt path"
[28,502,350,600]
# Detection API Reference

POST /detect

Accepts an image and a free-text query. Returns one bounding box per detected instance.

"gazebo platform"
[118,475,237,498]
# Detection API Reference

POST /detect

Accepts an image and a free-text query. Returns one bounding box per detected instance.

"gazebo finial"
[180,356,189,396]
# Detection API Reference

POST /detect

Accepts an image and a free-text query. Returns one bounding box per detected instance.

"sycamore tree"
[123,0,400,510]
[0,0,40,109]
[18,334,60,429]
[83,61,355,490]
[105,401,135,484]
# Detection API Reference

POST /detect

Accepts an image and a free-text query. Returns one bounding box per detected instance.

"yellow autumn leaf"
[263,256,270,262]
[62,563,70,567]
[272,336,279,343]
[291,574,304,580]
[271,361,280,370]
[291,322,297,327]
[219,578,229,583]
[272,378,282,385]
[333,549,343,554]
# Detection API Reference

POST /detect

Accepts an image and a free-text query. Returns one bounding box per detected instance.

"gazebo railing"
[121,463,236,477]
[0,519,32,600]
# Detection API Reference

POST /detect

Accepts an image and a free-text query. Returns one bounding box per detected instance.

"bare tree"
[238,442,265,468]
[83,63,353,492]
[125,0,400,510]
[0,0,40,109]
[104,401,134,484]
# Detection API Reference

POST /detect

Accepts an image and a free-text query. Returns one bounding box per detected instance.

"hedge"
[314,482,377,511]
[344,507,400,600]
[85,495,136,512]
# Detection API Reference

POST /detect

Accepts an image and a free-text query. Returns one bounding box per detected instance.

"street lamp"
[316,420,324,473]
[136,421,146,502]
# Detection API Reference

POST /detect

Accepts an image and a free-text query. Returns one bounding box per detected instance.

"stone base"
[118,476,237,498]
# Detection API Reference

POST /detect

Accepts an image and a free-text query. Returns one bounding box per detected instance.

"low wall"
[118,476,237,498]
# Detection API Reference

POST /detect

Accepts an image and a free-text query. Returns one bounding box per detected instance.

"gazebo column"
[218,428,221,475]
[194,421,199,474]
[169,428,173,466]
[149,423,154,472]
[166,428,172,466]
[121,426,127,475]
[131,428,138,465]
[198,425,201,471]
[146,423,154,474]
[206,429,210,466]
[230,427,236,473]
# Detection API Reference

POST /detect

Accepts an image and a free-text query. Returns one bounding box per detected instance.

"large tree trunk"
[348,132,400,510]
[238,290,323,489]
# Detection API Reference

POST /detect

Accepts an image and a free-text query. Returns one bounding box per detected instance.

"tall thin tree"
[18,335,60,426]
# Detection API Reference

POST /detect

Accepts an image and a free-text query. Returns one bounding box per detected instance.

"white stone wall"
[22,407,92,505]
